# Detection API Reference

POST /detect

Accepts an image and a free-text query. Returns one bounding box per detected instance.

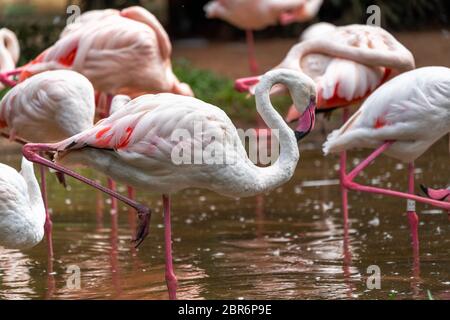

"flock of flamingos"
[0,0,449,299]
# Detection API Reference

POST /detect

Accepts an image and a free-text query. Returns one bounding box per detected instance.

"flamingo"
[204,0,323,74]
[0,69,96,257]
[235,24,415,231]
[0,158,45,249]
[0,28,20,90]
[0,6,194,212]
[322,66,450,258]
[235,24,415,118]
[22,69,317,299]
[0,6,193,108]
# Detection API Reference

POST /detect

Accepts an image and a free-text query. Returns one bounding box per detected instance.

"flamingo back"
[0,70,95,142]
[21,9,185,97]
[323,67,450,162]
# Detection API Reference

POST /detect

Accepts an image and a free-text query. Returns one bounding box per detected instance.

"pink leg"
[23,143,151,247]
[40,165,54,260]
[245,30,259,75]
[407,163,420,271]
[163,194,178,300]
[96,186,104,230]
[103,94,119,216]
[340,108,350,228]
[127,185,136,200]
[107,177,118,214]
[342,142,450,210]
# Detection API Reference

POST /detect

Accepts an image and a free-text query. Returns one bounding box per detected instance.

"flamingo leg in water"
[407,163,420,279]
[40,165,54,260]
[163,194,178,300]
[103,94,119,215]
[245,30,258,75]
[341,141,450,210]
[244,29,266,129]
[22,143,152,247]
[107,177,118,214]
[340,108,350,228]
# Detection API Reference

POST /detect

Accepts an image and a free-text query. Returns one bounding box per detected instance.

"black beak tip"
[420,184,429,197]
[295,130,308,142]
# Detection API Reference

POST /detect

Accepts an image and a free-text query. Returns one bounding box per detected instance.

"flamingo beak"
[294,97,316,142]
[420,184,450,217]
[235,76,260,93]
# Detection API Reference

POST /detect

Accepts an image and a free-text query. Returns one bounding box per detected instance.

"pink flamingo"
[0,6,193,111]
[323,67,450,258]
[0,6,194,212]
[0,28,20,89]
[22,69,317,299]
[204,0,323,74]
[235,24,414,118]
[235,24,415,231]
[0,70,96,258]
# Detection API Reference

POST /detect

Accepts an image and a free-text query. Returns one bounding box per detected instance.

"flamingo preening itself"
[22,69,317,299]
[0,28,20,89]
[0,70,96,258]
[0,158,45,250]
[235,24,415,117]
[0,6,194,212]
[235,24,415,232]
[0,6,193,107]
[323,67,450,256]
[204,0,323,74]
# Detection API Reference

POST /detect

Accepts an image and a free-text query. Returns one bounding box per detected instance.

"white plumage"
[0,158,45,249]
[51,69,316,197]
[0,70,95,142]
[323,67,450,162]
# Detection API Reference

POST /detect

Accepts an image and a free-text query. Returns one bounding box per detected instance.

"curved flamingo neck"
[280,36,415,74]
[244,70,314,193]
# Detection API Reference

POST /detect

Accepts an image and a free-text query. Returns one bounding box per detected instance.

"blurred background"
[0,1,449,300]
[1,0,449,123]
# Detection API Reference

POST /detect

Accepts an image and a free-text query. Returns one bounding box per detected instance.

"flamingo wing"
[323,67,450,161]
[53,94,238,168]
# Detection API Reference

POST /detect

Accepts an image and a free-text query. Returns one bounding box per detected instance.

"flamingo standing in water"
[204,0,323,74]
[22,69,317,299]
[0,28,20,89]
[0,70,96,257]
[0,6,194,211]
[0,158,45,249]
[235,24,415,229]
[323,67,450,257]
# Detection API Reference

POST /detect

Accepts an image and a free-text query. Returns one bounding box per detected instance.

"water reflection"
[0,136,448,299]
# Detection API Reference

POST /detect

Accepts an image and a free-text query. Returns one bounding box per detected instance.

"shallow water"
[0,135,448,300]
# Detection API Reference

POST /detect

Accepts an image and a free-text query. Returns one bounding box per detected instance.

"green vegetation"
[173,59,292,125]
[0,88,9,100]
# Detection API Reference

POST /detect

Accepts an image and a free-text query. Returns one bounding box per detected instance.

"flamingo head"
[420,185,450,216]
[294,95,316,141]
